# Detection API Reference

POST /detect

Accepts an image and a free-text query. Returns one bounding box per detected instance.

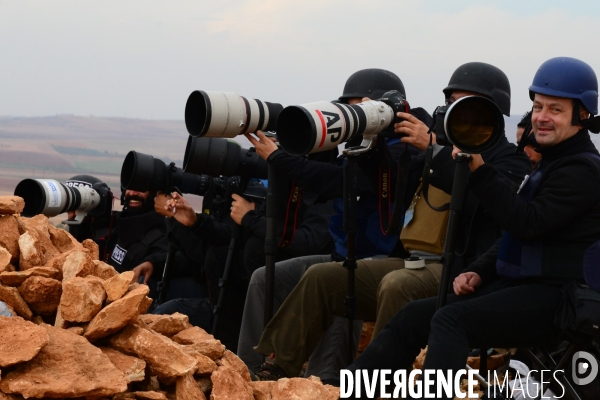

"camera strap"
[378,140,410,235]
[278,183,302,247]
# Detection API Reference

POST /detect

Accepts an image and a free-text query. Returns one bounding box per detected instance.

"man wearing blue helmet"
[342,57,600,399]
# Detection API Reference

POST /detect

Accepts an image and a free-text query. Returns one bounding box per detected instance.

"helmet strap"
[572,100,581,126]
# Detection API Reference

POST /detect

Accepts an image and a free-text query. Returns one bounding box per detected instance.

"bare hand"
[453,272,482,296]
[230,193,255,225]
[451,146,485,172]
[163,192,197,227]
[132,261,154,285]
[244,130,278,160]
[154,193,173,217]
[395,112,434,151]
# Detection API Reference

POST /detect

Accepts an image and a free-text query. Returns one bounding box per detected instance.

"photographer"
[344,57,600,399]
[250,63,531,382]
[160,176,334,352]
[241,68,434,380]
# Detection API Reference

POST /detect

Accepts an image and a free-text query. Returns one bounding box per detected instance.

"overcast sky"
[1,0,599,121]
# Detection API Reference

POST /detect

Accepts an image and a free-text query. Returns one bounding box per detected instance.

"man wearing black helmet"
[344,57,600,399]
[246,68,434,380]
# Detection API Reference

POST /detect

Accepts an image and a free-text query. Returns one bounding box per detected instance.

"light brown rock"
[92,259,120,279]
[67,326,84,335]
[100,346,146,383]
[54,303,67,328]
[0,324,128,398]
[104,271,135,302]
[172,326,214,345]
[141,312,192,337]
[195,376,212,397]
[84,285,148,341]
[0,284,32,319]
[139,296,153,314]
[323,384,341,400]
[210,366,253,400]
[0,266,60,286]
[181,347,218,375]
[18,231,43,270]
[62,250,95,281]
[0,246,13,272]
[16,215,61,263]
[216,350,251,382]
[43,249,74,271]
[176,372,207,400]
[48,223,82,253]
[0,215,20,263]
[18,276,62,315]
[82,238,100,260]
[60,276,106,322]
[270,377,331,400]
[31,314,44,324]
[108,323,198,379]
[0,393,25,400]
[0,315,49,367]
[249,381,275,400]
[0,196,25,214]
[186,339,225,361]
[134,391,168,400]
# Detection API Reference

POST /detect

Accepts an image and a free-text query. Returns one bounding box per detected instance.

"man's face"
[124,190,150,209]
[532,93,580,147]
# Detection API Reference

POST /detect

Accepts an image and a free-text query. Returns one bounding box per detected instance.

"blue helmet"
[529,57,598,115]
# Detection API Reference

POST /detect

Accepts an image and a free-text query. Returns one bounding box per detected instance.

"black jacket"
[465,129,600,285]
[425,136,532,278]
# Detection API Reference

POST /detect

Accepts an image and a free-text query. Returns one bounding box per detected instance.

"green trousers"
[254,258,442,377]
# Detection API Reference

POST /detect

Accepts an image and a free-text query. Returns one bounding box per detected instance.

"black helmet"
[339,69,406,103]
[65,174,102,189]
[443,62,511,116]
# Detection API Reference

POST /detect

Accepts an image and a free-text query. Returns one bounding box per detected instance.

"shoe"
[253,359,288,381]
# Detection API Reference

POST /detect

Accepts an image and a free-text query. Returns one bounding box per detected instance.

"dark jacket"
[108,210,168,273]
[464,129,600,285]
[425,136,532,279]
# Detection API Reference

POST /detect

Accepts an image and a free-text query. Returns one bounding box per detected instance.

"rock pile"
[0,196,341,399]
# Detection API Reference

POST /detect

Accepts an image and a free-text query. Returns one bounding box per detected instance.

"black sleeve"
[141,233,169,269]
[187,213,233,246]
[241,209,267,239]
[462,238,501,285]
[469,159,600,241]
[281,199,334,257]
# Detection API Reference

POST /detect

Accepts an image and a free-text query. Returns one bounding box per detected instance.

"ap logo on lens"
[572,351,599,386]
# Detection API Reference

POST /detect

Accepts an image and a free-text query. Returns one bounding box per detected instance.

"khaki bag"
[400,181,451,254]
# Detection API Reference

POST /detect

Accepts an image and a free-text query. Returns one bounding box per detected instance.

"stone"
[141,312,192,338]
[270,377,331,400]
[84,284,149,341]
[60,276,106,322]
[195,376,212,397]
[113,394,137,400]
[0,215,20,263]
[0,315,49,367]
[413,346,427,370]
[0,393,25,400]
[67,326,84,335]
[323,384,341,400]
[104,271,135,303]
[54,303,67,328]
[0,284,32,319]
[215,350,251,382]
[62,251,95,281]
[172,326,214,345]
[249,381,275,400]
[0,246,13,273]
[43,249,74,271]
[31,315,44,324]
[82,238,99,260]
[210,366,253,400]
[100,346,146,383]
[48,223,82,253]
[108,323,197,379]
[16,215,61,263]
[134,392,168,400]
[0,196,25,214]
[176,372,207,400]
[18,276,62,315]
[18,231,43,270]
[180,347,218,375]
[0,324,128,398]
[0,266,60,286]
[139,296,153,314]
[92,260,120,279]
[185,339,225,361]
